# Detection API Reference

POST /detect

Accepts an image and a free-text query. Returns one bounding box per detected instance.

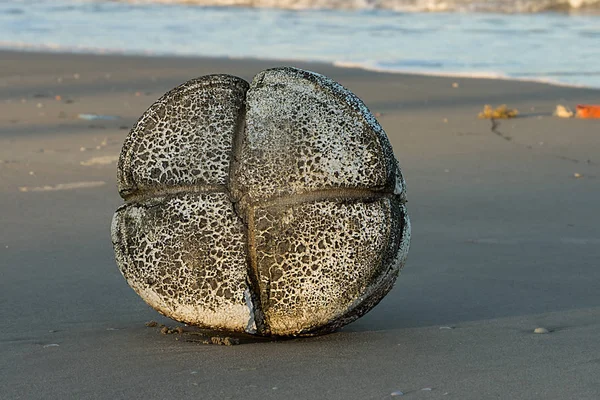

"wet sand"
[1,50,599,399]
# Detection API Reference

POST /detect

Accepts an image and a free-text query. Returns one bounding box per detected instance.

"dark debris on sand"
[144,321,280,346]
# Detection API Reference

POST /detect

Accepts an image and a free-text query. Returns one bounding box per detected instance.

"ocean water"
[1,0,600,87]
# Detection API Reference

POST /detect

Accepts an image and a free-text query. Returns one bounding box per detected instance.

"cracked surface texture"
[117,75,248,198]
[231,68,405,208]
[254,199,392,334]
[112,192,251,332]
[112,67,410,336]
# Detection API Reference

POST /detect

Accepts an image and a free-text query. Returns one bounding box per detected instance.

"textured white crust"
[117,75,248,197]
[112,67,410,336]
[232,68,402,206]
[113,192,252,332]
[134,285,250,332]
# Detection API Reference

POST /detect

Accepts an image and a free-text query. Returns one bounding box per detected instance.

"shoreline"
[1,46,597,90]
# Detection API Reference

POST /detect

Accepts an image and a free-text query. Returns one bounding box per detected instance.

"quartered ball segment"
[111,67,410,337]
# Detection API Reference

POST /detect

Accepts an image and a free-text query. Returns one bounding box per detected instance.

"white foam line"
[332,61,590,89]
[19,181,106,192]
[72,0,600,13]
[0,41,594,89]
[0,41,157,57]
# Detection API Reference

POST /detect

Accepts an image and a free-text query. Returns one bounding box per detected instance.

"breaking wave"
[114,0,600,13]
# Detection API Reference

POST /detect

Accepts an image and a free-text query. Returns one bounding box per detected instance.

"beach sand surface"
[1,50,599,399]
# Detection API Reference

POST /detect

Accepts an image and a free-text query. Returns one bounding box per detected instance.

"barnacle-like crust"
[112,67,410,336]
[304,199,410,336]
[253,198,391,335]
[111,192,251,332]
[117,75,248,198]
[231,67,402,207]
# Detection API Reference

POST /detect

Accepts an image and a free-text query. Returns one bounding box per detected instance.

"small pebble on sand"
[452,82,459,88]
[573,173,583,178]
[534,327,549,334]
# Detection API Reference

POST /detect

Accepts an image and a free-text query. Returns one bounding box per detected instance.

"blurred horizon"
[62,0,600,13]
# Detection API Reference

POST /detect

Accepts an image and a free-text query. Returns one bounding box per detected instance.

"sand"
[1,50,599,399]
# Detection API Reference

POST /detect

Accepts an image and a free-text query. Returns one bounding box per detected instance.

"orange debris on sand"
[576,104,600,119]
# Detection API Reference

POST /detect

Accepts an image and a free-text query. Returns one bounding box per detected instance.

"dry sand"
[1,50,599,399]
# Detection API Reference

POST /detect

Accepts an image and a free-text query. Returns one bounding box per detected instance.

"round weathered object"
[111,67,410,336]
